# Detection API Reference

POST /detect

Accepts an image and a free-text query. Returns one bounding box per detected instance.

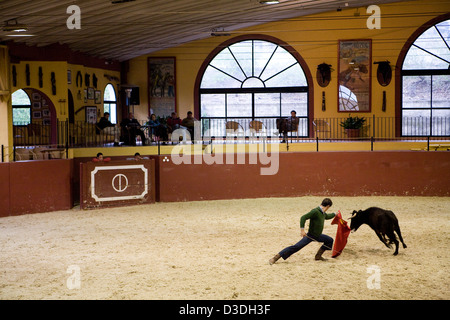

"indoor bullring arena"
[0,0,449,307]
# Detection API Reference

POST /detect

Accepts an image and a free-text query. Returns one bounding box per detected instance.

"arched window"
[12,89,31,125]
[199,39,309,137]
[401,19,450,136]
[103,84,117,124]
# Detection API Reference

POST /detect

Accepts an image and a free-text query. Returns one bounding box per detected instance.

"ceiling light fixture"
[211,27,231,37]
[337,2,349,12]
[111,0,136,4]
[3,19,28,32]
[5,34,34,37]
[259,1,280,4]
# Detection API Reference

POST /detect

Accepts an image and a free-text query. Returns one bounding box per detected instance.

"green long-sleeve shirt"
[300,206,335,238]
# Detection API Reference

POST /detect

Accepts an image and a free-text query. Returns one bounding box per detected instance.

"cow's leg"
[387,231,399,255]
[376,232,391,248]
[395,223,407,249]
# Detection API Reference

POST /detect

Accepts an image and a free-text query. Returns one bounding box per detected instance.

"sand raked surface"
[0,196,448,300]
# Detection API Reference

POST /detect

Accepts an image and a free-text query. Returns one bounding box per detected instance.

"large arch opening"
[396,14,450,137]
[12,88,58,146]
[194,35,314,138]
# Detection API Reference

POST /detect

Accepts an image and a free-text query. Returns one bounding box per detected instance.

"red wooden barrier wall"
[1,152,449,217]
[0,159,73,217]
[157,151,450,202]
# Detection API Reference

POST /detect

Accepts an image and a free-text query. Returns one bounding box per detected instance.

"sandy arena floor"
[0,196,448,300]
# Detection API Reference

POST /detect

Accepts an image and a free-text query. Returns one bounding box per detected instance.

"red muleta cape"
[331,211,351,258]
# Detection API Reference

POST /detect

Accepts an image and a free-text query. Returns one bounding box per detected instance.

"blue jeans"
[279,233,333,260]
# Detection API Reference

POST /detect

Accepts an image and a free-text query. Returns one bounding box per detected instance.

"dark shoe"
[315,248,327,261]
[269,254,281,265]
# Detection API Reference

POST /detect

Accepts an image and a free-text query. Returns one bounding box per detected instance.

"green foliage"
[340,114,366,129]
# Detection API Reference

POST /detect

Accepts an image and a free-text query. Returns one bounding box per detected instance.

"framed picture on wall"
[32,92,41,101]
[86,106,97,124]
[33,111,42,119]
[148,57,176,117]
[87,87,95,100]
[94,90,102,104]
[338,39,372,112]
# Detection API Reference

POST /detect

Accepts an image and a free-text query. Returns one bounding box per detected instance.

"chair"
[276,118,299,142]
[31,147,48,160]
[249,120,266,138]
[313,119,331,140]
[286,122,299,142]
[225,121,244,141]
[15,148,31,161]
[120,121,146,146]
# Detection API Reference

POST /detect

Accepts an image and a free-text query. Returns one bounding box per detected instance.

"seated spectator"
[181,111,198,141]
[146,114,168,143]
[120,112,146,146]
[127,152,149,161]
[96,112,120,146]
[278,110,300,143]
[92,152,111,162]
[166,112,182,134]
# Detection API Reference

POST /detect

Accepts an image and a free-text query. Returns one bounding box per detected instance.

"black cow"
[349,207,407,255]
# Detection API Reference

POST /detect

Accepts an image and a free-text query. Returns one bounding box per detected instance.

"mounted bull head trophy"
[316,63,332,87]
[374,61,392,86]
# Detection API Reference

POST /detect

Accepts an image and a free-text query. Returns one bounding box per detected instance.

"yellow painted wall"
[67,64,121,123]
[69,140,434,160]
[0,46,10,160]
[10,62,121,123]
[5,61,120,160]
[0,98,9,160]
[11,61,68,118]
[126,0,450,123]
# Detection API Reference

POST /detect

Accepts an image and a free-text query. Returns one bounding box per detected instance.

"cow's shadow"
[343,244,396,258]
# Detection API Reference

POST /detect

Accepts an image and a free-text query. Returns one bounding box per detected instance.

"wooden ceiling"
[0,0,417,61]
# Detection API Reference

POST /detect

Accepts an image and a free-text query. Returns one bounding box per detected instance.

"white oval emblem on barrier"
[112,174,128,192]
[90,165,148,202]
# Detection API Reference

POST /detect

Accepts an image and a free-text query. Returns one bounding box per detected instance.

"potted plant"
[340,114,366,138]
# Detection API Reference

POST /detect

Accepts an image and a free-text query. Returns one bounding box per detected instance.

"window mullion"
[209,64,243,84]
[252,40,254,77]
[227,47,247,79]
[263,62,298,82]
[435,26,450,52]
[258,45,278,79]
[430,74,433,135]
[412,44,450,65]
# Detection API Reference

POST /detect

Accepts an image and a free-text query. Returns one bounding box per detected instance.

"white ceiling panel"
[0,0,428,61]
